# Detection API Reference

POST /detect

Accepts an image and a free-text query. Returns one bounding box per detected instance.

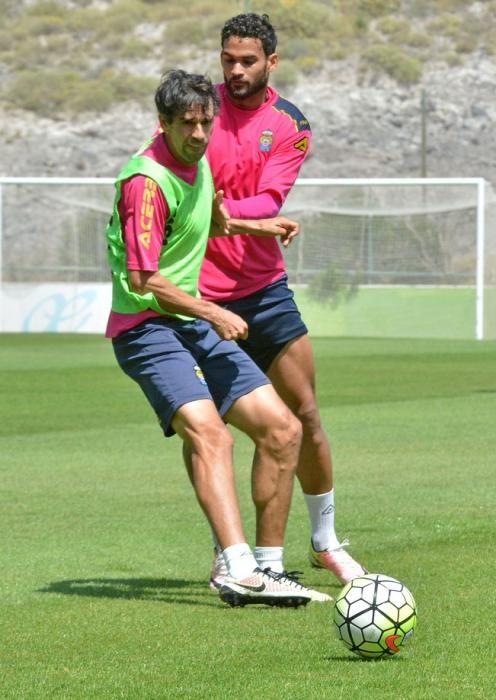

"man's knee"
[189,421,234,453]
[264,409,302,462]
[295,400,322,434]
[174,406,234,453]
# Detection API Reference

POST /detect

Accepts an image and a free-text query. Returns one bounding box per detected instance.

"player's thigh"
[172,398,232,447]
[225,383,300,446]
[223,276,308,373]
[112,321,214,437]
[198,332,270,418]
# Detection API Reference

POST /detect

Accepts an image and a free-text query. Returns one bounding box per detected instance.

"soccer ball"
[333,573,417,660]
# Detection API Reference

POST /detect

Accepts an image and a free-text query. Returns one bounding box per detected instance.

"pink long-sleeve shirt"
[200,83,312,301]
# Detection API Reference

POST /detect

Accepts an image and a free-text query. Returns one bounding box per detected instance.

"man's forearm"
[129,270,217,322]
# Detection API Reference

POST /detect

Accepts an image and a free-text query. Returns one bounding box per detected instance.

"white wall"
[0,283,111,333]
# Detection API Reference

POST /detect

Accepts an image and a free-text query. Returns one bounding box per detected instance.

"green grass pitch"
[1,333,495,699]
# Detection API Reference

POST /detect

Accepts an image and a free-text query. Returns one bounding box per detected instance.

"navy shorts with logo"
[112,317,270,437]
[220,275,308,372]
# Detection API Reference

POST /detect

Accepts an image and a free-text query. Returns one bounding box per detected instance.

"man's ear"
[268,53,279,73]
[158,115,168,134]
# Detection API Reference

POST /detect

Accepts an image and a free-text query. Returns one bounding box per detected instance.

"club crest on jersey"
[194,365,207,385]
[259,129,273,152]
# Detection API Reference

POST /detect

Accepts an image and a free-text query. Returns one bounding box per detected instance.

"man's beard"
[225,71,270,101]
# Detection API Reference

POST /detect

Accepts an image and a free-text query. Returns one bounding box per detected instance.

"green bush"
[377,17,431,49]
[114,37,151,60]
[10,36,52,69]
[4,68,156,116]
[481,30,496,56]
[163,17,209,46]
[269,1,335,38]
[357,0,400,17]
[405,31,431,49]
[0,28,14,52]
[308,264,360,308]
[4,69,81,115]
[454,35,478,54]
[44,34,72,56]
[0,0,485,117]
[272,61,299,90]
[25,1,68,17]
[443,51,462,66]
[9,14,66,40]
[376,16,411,36]
[361,43,423,83]
[284,37,326,62]
[62,7,99,35]
[437,0,468,9]
[0,0,21,18]
[284,38,312,60]
[94,1,152,37]
[428,14,462,38]
[354,15,368,32]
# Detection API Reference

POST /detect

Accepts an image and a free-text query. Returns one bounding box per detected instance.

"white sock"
[304,490,340,551]
[222,543,258,579]
[254,546,284,573]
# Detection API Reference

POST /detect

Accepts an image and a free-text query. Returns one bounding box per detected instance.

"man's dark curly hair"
[155,69,220,124]
[221,13,277,56]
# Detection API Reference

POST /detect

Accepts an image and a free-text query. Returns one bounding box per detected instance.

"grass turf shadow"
[38,577,220,607]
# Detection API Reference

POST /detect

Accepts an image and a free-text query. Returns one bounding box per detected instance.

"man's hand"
[210,194,300,247]
[211,190,230,236]
[258,216,300,248]
[207,305,248,341]
[128,270,247,340]
[224,215,300,247]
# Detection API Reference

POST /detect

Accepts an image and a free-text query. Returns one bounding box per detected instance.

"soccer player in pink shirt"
[201,13,367,588]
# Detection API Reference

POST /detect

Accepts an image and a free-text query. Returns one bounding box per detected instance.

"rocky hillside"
[0,0,495,189]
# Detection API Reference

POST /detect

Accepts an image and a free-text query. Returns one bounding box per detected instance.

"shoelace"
[262,568,306,590]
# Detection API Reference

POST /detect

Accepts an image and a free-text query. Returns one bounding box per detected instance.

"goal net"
[282,178,496,340]
[0,177,494,339]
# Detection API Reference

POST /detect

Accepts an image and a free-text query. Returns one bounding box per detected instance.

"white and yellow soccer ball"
[333,573,417,660]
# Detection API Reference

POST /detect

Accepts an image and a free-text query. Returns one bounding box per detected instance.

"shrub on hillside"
[361,43,423,83]
[4,69,156,116]
[357,0,400,17]
[272,61,299,90]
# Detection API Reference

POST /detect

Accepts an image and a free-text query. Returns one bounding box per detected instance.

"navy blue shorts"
[112,317,270,437]
[220,276,308,372]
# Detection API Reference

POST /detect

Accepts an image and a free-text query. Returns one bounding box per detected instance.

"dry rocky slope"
[1,52,495,192]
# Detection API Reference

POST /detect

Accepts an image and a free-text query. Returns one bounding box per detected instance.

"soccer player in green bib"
[106,69,331,607]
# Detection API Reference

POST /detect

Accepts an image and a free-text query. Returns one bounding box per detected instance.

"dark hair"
[154,69,220,124]
[221,13,277,56]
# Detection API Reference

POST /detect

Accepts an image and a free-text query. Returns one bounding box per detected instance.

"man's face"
[160,101,215,166]
[221,36,277,104]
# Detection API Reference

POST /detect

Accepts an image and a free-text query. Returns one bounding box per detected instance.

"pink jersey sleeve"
[118,175,169,271]
[206,86,311,221]
[222,191,280,219]
[221,129,311,219]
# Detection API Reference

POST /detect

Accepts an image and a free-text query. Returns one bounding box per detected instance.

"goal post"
[282,177,496,341]
[0,176,494,339]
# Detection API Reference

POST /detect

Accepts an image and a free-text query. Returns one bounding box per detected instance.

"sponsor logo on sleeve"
[138,177,157,249]
[294,136,309,152]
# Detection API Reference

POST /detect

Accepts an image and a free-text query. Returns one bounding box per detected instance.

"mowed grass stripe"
[1,334,495,699]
